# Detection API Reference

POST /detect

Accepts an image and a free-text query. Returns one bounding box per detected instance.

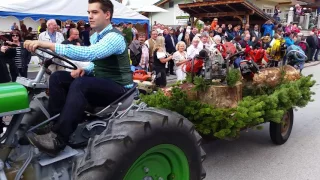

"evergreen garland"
[141,75,316,139]
[226,69,241,87]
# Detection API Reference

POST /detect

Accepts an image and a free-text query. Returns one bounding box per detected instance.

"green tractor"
[0,48,206,180]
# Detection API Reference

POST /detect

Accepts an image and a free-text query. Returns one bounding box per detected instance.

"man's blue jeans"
[49,71,128,142]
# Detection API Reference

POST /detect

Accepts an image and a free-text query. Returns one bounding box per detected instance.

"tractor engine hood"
[0,82,30,117]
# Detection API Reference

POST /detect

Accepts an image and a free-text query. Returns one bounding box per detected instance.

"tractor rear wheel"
[73,108,206,180]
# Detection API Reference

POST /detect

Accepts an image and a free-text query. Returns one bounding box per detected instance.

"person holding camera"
[2,30,31,82]
[153,36,173,87]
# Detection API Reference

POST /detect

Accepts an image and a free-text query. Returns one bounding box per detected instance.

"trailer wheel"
[269,108,294,145]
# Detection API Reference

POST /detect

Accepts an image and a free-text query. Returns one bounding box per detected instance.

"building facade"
[148,0,308,26]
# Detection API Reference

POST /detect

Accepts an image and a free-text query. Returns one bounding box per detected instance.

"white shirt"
[172,51,187,68]
[187,45,203,59]
[38,31,64,44]
[144,38,156,49]
[198,41,211,50]
[37,31,64,59]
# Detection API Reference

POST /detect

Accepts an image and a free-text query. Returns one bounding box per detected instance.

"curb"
[305,61,320,68]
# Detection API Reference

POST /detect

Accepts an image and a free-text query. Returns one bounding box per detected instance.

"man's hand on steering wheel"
[71,68,85,78]
[24,40,78,70]
[24,40,51,52]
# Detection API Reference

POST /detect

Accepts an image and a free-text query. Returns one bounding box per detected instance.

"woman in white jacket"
[172,41,188,82]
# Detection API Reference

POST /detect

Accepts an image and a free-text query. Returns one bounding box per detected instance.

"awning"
[178,0,275,24]
[0,0,149,24]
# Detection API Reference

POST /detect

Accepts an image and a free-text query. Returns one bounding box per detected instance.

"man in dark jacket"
[189,27,198,42]
[250,24,262,42]
[306,32,318,61]
[0,45,11,83]
[165,28,178,75]
[81,24,91,46]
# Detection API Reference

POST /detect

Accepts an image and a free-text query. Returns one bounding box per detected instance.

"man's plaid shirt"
[55,24,126,75]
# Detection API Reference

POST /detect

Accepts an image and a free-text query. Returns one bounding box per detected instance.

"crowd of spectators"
[125,17,319,87]
[1,15,320,88]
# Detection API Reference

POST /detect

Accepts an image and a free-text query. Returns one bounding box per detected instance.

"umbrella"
[134,5,168,25]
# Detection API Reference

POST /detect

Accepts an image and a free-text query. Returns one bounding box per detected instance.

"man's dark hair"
[88,0,114,20]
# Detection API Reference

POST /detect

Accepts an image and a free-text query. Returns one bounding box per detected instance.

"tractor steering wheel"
[35,48,78,70]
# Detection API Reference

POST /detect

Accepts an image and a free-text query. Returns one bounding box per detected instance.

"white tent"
[0,0,149,24]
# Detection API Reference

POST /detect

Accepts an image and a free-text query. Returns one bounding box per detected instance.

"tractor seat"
[86,83,138,117]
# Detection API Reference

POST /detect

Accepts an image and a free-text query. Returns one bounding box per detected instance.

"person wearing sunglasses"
[3,30,31,81]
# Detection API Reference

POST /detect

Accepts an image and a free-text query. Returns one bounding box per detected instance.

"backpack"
[286,45,307,63]
[128,41,142,66]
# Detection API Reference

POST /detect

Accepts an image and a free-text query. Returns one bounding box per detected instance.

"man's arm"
[56,32,126,61]
[25,32,126,61]
[83,62,94,75]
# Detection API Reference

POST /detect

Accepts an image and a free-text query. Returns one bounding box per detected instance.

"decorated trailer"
[141,45,315,144]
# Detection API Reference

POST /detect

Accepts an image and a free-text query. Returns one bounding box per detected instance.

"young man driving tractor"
[24,0,133,156]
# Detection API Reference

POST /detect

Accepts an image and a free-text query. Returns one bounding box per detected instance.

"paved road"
[203,65,320,180]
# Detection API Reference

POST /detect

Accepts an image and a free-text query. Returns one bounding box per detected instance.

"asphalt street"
[203,64,320,180]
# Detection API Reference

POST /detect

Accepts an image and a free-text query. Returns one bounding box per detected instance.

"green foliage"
[141,75,316,139]
[196,21,204,31]
[226,69,241,87]
[185,73,193,83]
[193,76,210,92]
